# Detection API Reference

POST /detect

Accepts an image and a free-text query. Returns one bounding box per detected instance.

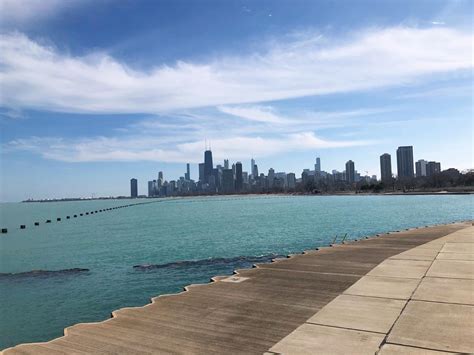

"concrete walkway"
[268,226,474,354]
[3,223,471,354]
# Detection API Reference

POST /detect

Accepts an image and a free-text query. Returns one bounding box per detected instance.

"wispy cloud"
[4,132,375,163]
[0,26,471,114]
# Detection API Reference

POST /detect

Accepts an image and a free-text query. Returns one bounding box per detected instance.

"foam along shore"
[2,221,472,354]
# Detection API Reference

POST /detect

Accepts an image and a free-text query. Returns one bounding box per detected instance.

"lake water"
[0,194,472,349]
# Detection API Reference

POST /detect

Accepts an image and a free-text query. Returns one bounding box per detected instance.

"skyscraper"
[130,178,138,198]
[345,160,355,183]
[315,157,321,173]
[397,146,414,178]
[204,150,213,183]
[268,168,275,188]
[224,159,229,169]
[286,173,296,189]
[415,159,428,177]
[198,163,205,182]
[157,171,164,188]
[147,181,154,197]
[426,161,441,177]
[222,169,234,193]
[253,163,259,177]
[380,153,392,183]
[235,162,243,191]
[185,163,190,180]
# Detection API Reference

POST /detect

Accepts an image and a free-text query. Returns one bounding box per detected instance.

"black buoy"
[57,218,61,221]
[46,220,51,223]
[95,210,98,213]
[74,215,77,218]
[20,225,26,229]
[34,222,39,226]
[1,228,7,233]
[80,213,83,216]
[86,212,89,215]
[66,216,70,219]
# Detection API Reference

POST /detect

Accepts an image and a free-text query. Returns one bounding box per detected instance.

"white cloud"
[5,133,374,163]
[217,105,291,123]
[0,26,472,114]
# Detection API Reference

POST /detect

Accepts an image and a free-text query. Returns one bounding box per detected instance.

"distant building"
[224,159,229,169]
[204,150,213,183]
[185,163,190,181]
[315,157,321,174]
[130,178,138,198]
[397,146,414,178]
[198,163,205,182]
[380,153,392,183]
[426,161,441,177]
[415,159,428,177]
[235,162,243,191]
[268,168,275,188]
[345,160,355,183]
[222,169,234,193]
[147,181,154,197]
[157,171,163,188]
[287,173,296,189]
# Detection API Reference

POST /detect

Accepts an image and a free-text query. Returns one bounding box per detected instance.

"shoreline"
[18,189,474,203]
[3,220,471,353]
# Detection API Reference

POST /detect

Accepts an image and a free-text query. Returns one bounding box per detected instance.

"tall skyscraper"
[224,159,229,169]
[380,153,392,183]
[130,178,138,198]
[157,171,164,188]
[345,160,355,183]
[397,146,414,178]
[198,163,204,182]
[147,181,154,197]
[204,150,213,183]
[315,157,321,173]
[235,162,243,191]
[185,163,190,180]
[251,158,258,177]
[415,159,428,177]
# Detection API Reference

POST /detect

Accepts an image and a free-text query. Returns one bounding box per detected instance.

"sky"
[0,0,472,201]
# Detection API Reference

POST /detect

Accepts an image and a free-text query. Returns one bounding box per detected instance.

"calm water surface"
[0,195,472,349]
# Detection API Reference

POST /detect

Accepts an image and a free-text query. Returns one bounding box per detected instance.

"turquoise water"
[0,195,472,349]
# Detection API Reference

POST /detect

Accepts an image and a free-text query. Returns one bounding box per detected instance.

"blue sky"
[0,0,472,201]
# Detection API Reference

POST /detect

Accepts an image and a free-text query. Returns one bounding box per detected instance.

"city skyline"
[133,144,448,198]
[0,0,472,201]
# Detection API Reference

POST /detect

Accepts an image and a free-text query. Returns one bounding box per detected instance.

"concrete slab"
[269,323,384,355]
[307,294,406,333]
[343,276,419,300]
[410,243,443,251]
[390,248,439,261]
[367,259,432,279]
[378,344,455,354]
[436,252,474,261]
[387,300,474,353]
[413,277,474,305]
[440,242,474,254]
[426,260,474,279]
